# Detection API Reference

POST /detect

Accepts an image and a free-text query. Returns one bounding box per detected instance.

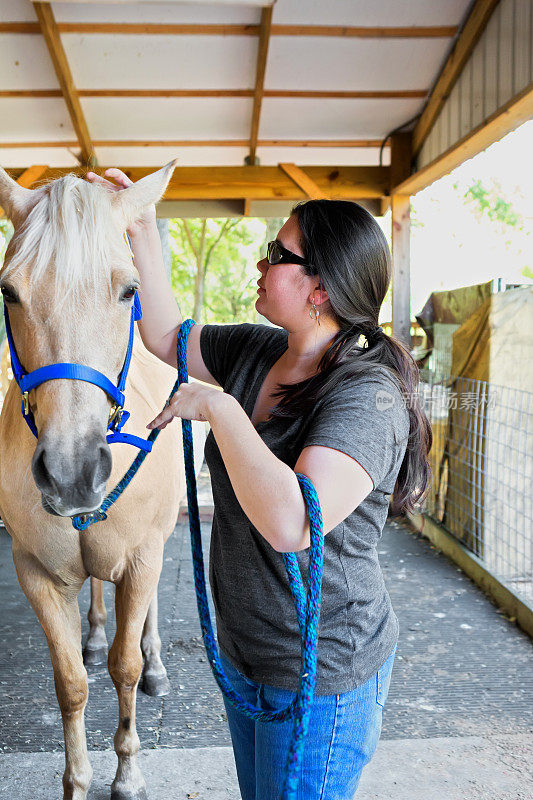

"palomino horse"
[0,163,186,799]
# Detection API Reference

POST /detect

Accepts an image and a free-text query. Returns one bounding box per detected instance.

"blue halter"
[3,290,152,453]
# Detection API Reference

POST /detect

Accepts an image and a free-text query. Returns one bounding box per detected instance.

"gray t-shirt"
[200,322,409,695]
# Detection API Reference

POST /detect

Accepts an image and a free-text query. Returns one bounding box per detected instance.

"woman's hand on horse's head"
[85,168,157,235]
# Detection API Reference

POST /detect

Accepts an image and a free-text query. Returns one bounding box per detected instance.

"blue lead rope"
[70,317,325,798]
[177,319,324,799]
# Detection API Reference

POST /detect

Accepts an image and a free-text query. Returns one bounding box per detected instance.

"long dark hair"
[270,199,432,514]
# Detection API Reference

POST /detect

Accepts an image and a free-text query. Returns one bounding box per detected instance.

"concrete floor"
[0,461,532,798]
[1,734,531,800]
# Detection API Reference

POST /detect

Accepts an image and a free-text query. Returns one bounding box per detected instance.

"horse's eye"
[122,286,137,301]
[0,285,18,304]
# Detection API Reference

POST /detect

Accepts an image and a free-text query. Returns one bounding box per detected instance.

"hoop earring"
[309,299,320,325]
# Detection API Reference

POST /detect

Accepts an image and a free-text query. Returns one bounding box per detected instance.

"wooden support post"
[391,195,411,347]
[390,133,413,347]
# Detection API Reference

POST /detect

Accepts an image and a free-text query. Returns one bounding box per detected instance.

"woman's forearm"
[207,393,310,552]
[129,222,183,362]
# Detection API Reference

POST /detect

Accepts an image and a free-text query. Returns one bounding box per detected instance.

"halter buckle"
[108,404,123,427]
[22,391,30,416]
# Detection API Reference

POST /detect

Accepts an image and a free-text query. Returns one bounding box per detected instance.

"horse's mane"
[3,175,117,311]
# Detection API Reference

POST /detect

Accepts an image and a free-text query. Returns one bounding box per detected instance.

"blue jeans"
[220,644,397,800]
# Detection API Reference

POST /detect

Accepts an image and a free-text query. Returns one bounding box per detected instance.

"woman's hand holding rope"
[147,382,224,430]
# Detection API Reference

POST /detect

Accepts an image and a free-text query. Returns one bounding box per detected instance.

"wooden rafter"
[0,139,387,149]
[394,81,533,196]
[0,22,459,38]
[278,164,330,200]
[5,166,389,201]
[15,165,48,188]
[32,2,95,167]
[412,0,501,155]
[0,89,428,100]
[273,25,457,38]
[248,6,273,164]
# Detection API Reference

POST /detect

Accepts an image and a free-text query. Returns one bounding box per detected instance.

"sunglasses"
[266,240,314,270]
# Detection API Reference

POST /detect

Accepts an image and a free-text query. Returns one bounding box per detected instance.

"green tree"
[462,179,523,227]
[0,219,13,345]
[169,217,269,323]
[0,218,13,263]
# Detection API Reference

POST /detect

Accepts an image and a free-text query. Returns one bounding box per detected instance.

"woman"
[88,168,432,800]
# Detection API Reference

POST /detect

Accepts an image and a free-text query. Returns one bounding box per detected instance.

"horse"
[0,162,185,800]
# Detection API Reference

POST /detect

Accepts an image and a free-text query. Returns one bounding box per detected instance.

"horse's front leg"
[13,546,92,800]
[83,577,108,666]
[140,589,170,697]
[108,551,162,800]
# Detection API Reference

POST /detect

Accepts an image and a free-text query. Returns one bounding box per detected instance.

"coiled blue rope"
[177,319,324,799]
[71,317,325,799]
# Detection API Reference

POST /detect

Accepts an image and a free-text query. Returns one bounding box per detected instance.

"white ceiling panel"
[0,98,76,139]
[259,97,424,139]
[273,0,471,27]
[0,0,37,22]
[62,34,257,89]
[0,146,80,168]
[54,0,262,20]
[95,145,249,166]
[256,146,390,167]
[265,37,450,91]
[82,97,252,138]
[0,35,60,90]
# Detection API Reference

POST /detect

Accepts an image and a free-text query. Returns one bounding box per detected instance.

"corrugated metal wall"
[418,0,532,168]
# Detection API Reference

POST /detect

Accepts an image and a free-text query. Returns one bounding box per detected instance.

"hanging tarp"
[442,288,533,585]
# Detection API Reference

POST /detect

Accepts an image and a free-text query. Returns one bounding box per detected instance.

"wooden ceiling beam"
[0,22,459,38]
[248,6,273,164]
[278,163,330,200]
[0,138,387,149]
[5,165,389,201]
[394,82,533,196]
[0,89,428,100]
[32,2,95,167]
[412,0,501,155]
[15,165,48,188]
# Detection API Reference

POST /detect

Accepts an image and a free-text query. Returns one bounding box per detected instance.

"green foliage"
[0,220,13,345]
[464,179,523,228]
[169,216,283,324]
[0,218,13,263]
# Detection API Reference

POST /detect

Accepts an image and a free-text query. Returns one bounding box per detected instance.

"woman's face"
[255,214,318,329]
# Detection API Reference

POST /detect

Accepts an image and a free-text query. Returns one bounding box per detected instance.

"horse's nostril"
[32,443,58,496]
[92,443,112,492]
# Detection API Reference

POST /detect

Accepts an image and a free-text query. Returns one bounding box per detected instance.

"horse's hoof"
[140,672,170,697]
[110,789,148,800]
[83,645,108,667]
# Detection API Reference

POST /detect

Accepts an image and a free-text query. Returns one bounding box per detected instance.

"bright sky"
[379,119,532,322]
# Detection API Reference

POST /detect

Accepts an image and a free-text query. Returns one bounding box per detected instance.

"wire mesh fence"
[417,370,533,609]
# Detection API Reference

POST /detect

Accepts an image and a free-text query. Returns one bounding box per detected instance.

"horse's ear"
[0,167,35,227]
[112,160,177,228]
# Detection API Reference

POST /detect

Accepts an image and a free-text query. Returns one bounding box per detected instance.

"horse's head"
[0,162,175,517]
